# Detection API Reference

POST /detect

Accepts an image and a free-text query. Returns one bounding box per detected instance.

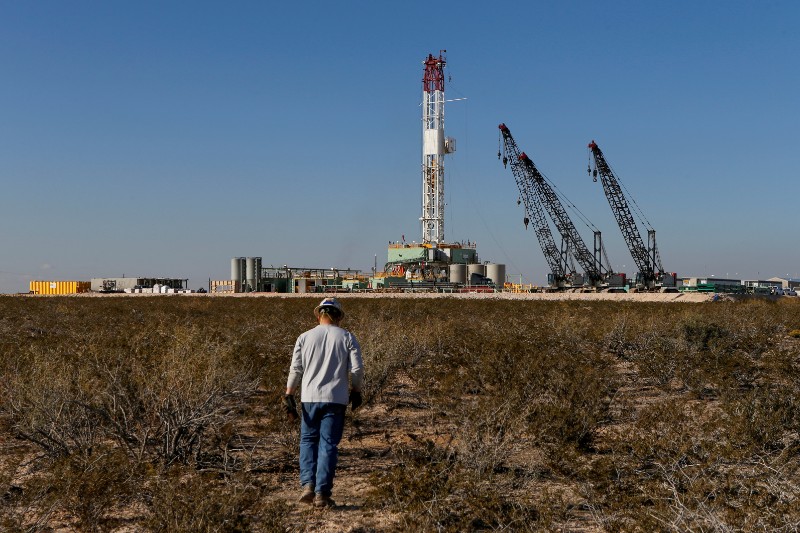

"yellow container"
[29,281,91,295]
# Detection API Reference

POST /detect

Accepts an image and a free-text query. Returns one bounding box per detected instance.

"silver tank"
[449,263,467,284]
[485,263,506,288]
[467,263,486,285]
[231,257,244,283]
[245,257,260,291]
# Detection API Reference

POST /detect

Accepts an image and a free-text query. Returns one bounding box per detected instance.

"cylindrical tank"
[467,263,486,285]
[231,257,244,283]
[485,263,506,288]
[449,264,467,285]
[246,257,257,291]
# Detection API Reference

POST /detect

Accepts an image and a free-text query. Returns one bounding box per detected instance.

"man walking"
[285,297,365,508]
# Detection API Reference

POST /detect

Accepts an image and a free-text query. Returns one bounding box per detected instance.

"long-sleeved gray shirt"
[287,324,365,405]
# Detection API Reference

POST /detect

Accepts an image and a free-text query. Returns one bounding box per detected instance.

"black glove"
[349,390,363,411]
[284,394,298,421]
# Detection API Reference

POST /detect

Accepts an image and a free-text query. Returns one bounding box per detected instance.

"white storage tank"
[449,263,467,284]
[467,263,486,285]
[231,257,245,284]
[244,257,263,292]
[485,264,506,288]
[245,257,256,291]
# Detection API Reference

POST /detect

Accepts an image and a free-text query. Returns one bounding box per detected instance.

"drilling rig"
[499,124,624,289]
[588,140,676,291]
[420,51,455,245]
[376,51,491,291]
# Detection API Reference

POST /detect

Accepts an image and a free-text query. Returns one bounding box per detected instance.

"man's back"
[289,324,364,404]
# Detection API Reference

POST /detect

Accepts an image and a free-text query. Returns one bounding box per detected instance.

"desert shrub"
[366,442,455,510]
[0,463,23,532]
[0,446,139,532]
[681,318,728,351]
[96,325,260,466]
[726,385,800,451]
[523,350,615,451]
[349,299,452,408]
[585,384,800,532]
[367,442,542,532]
[449,397,524,477]
[633,334,682,386]
[406,301,617,452]
[0,477,54,533]
[2,345,104,458]
[602,309,634,357]
[1,306,261,466]
[597,305,690,389]
[583,410,716,530]
[39,447,137,533]
[257,499,293,533]
[359,328,427,406]
[604,303,788,397]
[144,468,266,533]
[628,401,726,466]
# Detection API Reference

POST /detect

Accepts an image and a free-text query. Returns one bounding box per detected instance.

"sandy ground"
[61,291,715,303]
[218,291,714,303]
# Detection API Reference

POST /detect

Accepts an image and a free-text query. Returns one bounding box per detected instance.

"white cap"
[313,297,344,318]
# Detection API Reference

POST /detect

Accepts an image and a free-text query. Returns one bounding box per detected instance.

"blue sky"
[1,1,798,292]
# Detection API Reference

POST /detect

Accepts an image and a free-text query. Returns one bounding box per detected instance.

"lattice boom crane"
[500,124,613,286]
[498,124,572,286]
[588,140,670,288]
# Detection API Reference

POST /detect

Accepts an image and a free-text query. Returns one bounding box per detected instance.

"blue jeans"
[299,402,346,496]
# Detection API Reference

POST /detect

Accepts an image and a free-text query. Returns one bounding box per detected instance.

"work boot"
[313,493,336,508]
[298,484,315,504]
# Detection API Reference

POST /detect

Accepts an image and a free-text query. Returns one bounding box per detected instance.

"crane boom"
[500,124,608,285]
[588,140,665,286]
[498,125,570,285]
[518,153,608,283]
